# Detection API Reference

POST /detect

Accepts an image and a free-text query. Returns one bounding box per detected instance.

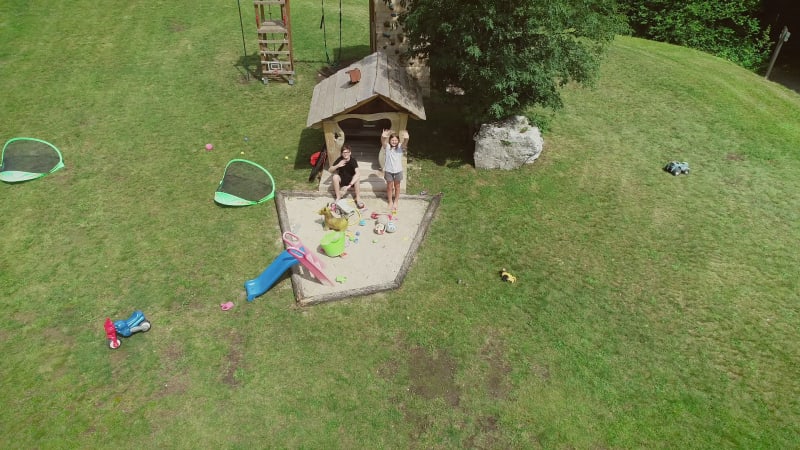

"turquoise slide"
[245,250,299,301]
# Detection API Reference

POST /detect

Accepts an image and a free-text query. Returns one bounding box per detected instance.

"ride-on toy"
[664,161,690,176]
[104,310,151,349]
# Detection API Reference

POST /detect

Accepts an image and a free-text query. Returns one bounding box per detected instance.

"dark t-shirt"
[332,156,358,185]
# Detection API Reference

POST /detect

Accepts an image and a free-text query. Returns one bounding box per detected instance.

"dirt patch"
[398,401,433,442]
[377,358,400,379]
[408,346,460,407]
[155,341,188,397]
[480,335,512,399]
[50,168,73,186]
[531,363,551,382]
[383,333,514,444]
[221,331,245,386]
[725,153,745,161]
[463,415,501,449]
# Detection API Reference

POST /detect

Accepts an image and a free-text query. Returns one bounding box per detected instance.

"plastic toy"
[318,205,348,231]
[104,310,151,349]
[320,231,346,257]
[664,161,690,176]
[245,232,334,301]
[114,310,151,337]
[500,269,517,283]
[370,211,394,221]
[374,223,385,234]
[386,221,397,233]
[104,318,120,349]
[205,143,213,151]
[333,199,355,217]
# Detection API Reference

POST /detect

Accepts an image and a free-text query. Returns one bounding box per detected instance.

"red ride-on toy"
[104,310,151,349]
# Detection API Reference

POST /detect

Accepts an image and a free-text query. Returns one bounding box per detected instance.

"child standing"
[380,129,409,214]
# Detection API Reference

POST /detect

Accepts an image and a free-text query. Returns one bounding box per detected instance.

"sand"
[273,191,441,305]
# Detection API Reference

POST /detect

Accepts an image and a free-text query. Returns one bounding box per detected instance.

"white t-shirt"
[383,143,404,173]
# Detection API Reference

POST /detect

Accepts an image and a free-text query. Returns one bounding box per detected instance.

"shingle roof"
[306,52,426,128]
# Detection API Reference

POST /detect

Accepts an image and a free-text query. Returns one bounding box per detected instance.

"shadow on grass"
[309,44,372,74]
[294,128,326,182]
[408,94,475,168]
[234,45,373,84]
[233,53,262,83]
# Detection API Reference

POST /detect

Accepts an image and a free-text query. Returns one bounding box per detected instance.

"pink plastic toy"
[104,318,120,349]
[287,246,335,286]
[282,231,324,268]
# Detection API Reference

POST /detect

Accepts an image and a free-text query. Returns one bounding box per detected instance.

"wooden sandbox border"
[274,190,442,306]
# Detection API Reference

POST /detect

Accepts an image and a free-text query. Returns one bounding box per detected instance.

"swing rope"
[337,0,342,65]
[320,0,331,65]
[320,0,343,67]
[236,0,249,79]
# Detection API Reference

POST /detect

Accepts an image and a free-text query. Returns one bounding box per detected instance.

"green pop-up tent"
[0,137,65,183]
[214,159,276,206]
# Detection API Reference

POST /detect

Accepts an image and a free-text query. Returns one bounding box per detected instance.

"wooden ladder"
[254,0,294,85]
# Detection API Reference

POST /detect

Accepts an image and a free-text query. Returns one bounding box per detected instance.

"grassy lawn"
[2,1,799,448]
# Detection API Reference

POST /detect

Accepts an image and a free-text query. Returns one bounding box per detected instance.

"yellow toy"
[500,268,517,283]
[318,205,349,231]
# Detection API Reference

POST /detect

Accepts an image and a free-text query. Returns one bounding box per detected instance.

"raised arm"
[380,128,391,147]
[399,130,410,147]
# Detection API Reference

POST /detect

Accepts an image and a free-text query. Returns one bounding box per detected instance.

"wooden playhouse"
[306,51,426,194]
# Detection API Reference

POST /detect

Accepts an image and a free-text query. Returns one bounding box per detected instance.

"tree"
[619,0,771,70]
[399,0,625,123]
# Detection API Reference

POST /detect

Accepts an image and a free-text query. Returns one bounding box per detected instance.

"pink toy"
[282,231,324,268]
[370,211,394,221]
[287,246,335,286]
[205,143,214,151]
[104,318,120,349]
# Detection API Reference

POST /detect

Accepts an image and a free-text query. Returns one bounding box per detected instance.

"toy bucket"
[320,231,345,257]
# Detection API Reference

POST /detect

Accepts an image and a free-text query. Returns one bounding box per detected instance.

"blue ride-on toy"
[113,310,151,337]
[664,161,690,176]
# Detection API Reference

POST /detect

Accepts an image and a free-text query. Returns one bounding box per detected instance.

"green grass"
[2,1,800,448]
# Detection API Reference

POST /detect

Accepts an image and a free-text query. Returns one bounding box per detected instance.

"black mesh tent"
[0,137,65,183]
[214,159,276,206]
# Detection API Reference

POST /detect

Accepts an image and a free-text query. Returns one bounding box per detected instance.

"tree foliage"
[619,0,771,70]
[399,0,625,122]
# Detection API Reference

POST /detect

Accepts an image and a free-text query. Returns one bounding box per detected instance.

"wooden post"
[322,120,341,166]
[397,112,408,134]
[766,26,791,80]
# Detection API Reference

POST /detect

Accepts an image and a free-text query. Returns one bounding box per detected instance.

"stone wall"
[371,0,430,96]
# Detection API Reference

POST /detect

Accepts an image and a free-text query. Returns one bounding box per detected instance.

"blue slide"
[245,250,299,301]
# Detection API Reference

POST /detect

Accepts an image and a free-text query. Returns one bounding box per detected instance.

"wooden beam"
[322,120,343,166]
